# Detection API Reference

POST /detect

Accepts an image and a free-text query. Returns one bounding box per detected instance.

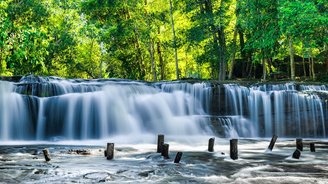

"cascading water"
[223,83,328,138]
[0,81,32,140]
[0,76,213,141]
[0,75,327,141]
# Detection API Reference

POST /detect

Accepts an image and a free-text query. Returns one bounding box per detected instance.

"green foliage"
[0,0,326,80]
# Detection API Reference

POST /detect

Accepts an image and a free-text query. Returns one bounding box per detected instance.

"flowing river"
[0,75,327,183]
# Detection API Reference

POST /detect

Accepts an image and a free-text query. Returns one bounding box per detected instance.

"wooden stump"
[292,149,301,159]
[161,144,169,159]
[157,134,164,153]
[296,138,303,151]
[208,138,215,152]
[268,135,278,151]
[310,143,315,152]
[106,143,114,160]
[42,149,51,162]
[174,152,183,163]
[230,139,238,160]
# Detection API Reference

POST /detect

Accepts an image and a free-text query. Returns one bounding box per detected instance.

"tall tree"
[169,0,179,79]
[239,0,279,81]
[279,0,328,80]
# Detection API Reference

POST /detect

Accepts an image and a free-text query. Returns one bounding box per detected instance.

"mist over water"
[0,76,327,142]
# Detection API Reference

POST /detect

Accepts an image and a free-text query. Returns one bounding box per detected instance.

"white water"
[223,83,327,138]
[0,78,327,141]
[0,82,31,140]
[0,79,213,141]
[0,139,327,183]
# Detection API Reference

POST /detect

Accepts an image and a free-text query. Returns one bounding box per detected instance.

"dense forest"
[0,0,327,81]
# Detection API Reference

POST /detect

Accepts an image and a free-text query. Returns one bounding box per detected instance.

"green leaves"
[0,0,325,80]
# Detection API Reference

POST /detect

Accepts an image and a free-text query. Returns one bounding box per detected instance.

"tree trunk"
[325,43,328,72]
[308,48,316,80]
[311,55,315,80]
[308,57,312,78]
[149,40,157,81]
[239,31,247,77]
[157,38,165,80]
[203,0,221,80]
[268,58,273,74]
[218,0,227,81]
[228,26,238,80]
[133,27,146,80]
[218,27,226,81]
[262,58,267,81]
[99,42,104,78]
[145,0,156,81]
[169,0,179,80]
[301,42,307,77]
[289,37,295,80]
[302,56,306,77]
[88,39,95,78]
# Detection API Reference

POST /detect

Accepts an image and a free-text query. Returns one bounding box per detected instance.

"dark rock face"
[0,76,23,82]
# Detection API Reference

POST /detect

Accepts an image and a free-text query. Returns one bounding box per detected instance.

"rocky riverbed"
[1,138,327,184]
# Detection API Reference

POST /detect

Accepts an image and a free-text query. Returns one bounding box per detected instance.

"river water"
[0,76,327,183]
[0,138,327,184]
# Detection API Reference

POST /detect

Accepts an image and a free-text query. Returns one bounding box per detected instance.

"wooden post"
[296,138,303,151]
[104,150,107,157]
[157,134,164,153]
[230,139,238,160]
[161,144,169,159]
[174,152,183,163]
[292,149,301,159]
[42,149,51,162]
[310,143,315,152]
[106,143,114,160]
[268,135,278,151]
[208,137,215,152]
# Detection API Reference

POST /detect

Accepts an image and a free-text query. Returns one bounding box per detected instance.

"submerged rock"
[68,149,91,155]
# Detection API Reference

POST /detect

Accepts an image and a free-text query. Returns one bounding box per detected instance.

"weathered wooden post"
[174,152,183,163]
[230,139,238,160]
[310,143,315,152]
[292,149,301,159]
[296,138,303,151]
[208,137,215,152]
[106,143,114,160]
[42,149,51,162]
[157,134,164,153]
[268,135,278,151]
[161,144,169,159]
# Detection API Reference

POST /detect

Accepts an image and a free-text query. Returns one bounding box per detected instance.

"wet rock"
[34,170,46,174]
[68,149,91,155]
[116,170,128,174]
[31,150,40,155]
[83,172,111,182]
[292,149,301,159]
[138,170,155,177]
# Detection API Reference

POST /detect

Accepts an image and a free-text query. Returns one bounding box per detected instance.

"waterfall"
[223,83,327,138]
[0,76,327,141]
[0,77,213,141]
[0,81,33,140]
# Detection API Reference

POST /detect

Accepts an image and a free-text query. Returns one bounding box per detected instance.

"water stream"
[1,76,328,183]
[0,76,327,141]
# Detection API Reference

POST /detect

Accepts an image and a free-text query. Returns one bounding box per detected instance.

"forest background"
[0,0,327,81]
